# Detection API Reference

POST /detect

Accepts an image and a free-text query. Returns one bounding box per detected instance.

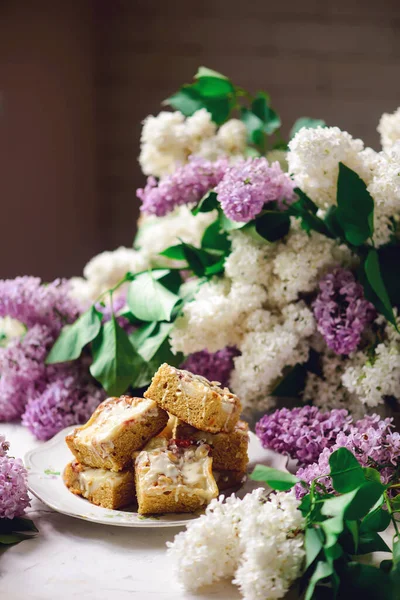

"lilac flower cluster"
[0,437,30,519]
[0,277,79,334]
[256,405,352,466]
[22,364,104,440]
[0,277,105,439]
[137,156,228,216]
[296,413,400,497]
[215,158,296,222]
[181,346,239,388]
[313,268,375,355]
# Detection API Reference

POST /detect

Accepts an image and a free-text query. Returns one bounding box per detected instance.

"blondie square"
[173,419,249,472]
[135,440,218,514]
[66,396,168,471]
[144,364,242,433]
[63,460,135,510]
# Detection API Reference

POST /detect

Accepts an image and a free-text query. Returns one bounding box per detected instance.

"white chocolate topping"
[136,444,216,501]
[78,468,126,496]
[76,397,157,446]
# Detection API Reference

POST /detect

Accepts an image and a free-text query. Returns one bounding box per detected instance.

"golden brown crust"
[135,441,218,515]
[63,461,135,510]
[144,364,242,433]
[173,419,249,472]
[66,396,168,471]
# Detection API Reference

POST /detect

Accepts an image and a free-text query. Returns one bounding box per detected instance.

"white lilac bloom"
[70,247,150,304]
[139,109,247,178]
[135,206,217,263]
[167,489,305,599]
[287,126,365,209]
[367,142,400,247]
[170,279,267,355]
[378,107,400,152]
[231,303,315,409]
[233,491,305,600]
[0,316,25,347]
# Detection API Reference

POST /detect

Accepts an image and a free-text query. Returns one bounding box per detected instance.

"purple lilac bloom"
[215,157,295,222]
[256,406,352,466]
[0,434,10,457]
[0,450,30,519]
[137,156,228,216]
[0,324,53,421]
[295,414,400,497]
[181,346,239,388]
[21,366,105,441]
[313,268,375,355]
[0,277,79,335]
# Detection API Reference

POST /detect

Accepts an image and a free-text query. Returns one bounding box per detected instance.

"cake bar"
[135,440,218,514]
[66,396,168,471]
[63,460,135,510]
[213,469,246,492]
[144,364,242,433]
[173,419,249,472]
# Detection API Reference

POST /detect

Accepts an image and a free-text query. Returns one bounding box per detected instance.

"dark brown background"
[1,0,399,279]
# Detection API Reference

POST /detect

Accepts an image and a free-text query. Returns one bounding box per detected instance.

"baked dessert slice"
[144,364,242,433]
[213,469,246,492]
[66,396,168,471]
[173,419,249,472]
[135,440,218,514]
[63,460,135,510]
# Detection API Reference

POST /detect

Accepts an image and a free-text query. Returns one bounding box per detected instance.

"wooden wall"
[1,0,400,278]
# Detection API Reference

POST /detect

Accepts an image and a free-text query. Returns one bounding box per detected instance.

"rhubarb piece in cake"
[63,460,135,510]
[66,396,168,471]
[135,440,218,514]
[144,364,242,433]
[173,419,249,472]
[213,469,246,492]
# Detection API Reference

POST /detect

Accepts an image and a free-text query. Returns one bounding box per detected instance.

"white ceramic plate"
[25,427,286,528]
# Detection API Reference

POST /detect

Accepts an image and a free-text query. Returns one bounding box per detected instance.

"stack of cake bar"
[64,363,249,515]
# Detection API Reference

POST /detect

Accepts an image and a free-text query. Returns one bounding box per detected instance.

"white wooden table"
[1,423,241,600]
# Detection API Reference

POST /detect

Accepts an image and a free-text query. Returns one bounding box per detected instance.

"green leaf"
[194,76,234,97]
[338,562,394,600]
[321,515,344,548]
[192,191,219,215]
[345,519,359,553]
[324,206,345,239]
[377,246,400,306]
[363,467,383,484]
[135,322,174,362]
[90,317,146,396]
[201,96,232,125]
[271,363,308,398]
[176,242,222,278]
[322,482,385,522]
[335,162,374,246]
[250,465,299,491]
[0,533,29,545]
[363,248,397,328]
[329,448,365,493]
[46,306,102,364]
[219,210,247,231]
[163,86,203,116]
[10,517,39,533]
[305,561,334,600]
[129,322,158,350]
[251,92,281,134]
[391,495,400,513]
[201,220,231,254]
[357,531,391,554]
[248,210,291,243]
[240,107,264,144]
[305,527,324,568]
[127,272,180,322]
[289,117,326,139]
[195,66,228,80]
[159,245,187,262]
[288,189,332,237]
[361,504,391,533]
